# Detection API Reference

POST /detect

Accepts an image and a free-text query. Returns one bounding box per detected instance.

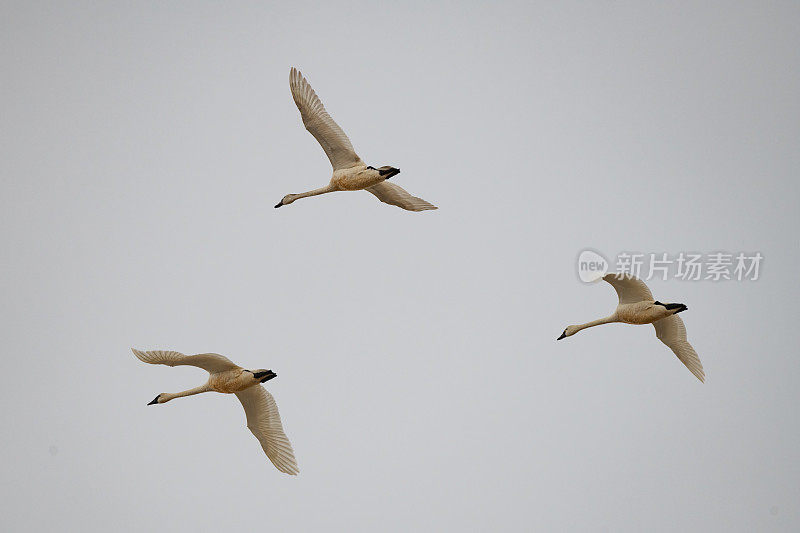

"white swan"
[557,274,705,382]
[276,67,437,211]
[132,348,299,475]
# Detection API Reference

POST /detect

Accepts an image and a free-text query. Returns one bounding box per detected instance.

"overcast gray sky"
[2,1,799,531]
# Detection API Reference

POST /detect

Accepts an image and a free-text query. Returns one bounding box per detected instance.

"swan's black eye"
[366,166,375,170]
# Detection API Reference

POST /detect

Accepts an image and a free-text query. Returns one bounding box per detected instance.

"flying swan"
[557,274,705,382]
[132,348,299,474]
[275,67,437,211]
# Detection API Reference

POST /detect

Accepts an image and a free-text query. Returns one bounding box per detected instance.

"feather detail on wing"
[602,273,654,304]
[290,67,362,170]
[365,182,437,211]
[653,315,705,382]
[235,385,299,475]
[131,349,240,374]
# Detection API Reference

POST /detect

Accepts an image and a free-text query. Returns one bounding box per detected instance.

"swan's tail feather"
[253,370,277,383]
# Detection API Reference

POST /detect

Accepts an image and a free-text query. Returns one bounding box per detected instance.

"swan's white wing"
[235,385,299,475]
[131,349,240,374]
[603,273,654,304]
[290,67,362,171]
[653,315,705,382]
[365,182,438,211]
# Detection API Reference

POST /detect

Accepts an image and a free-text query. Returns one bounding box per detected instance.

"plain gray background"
[2,1,798,531]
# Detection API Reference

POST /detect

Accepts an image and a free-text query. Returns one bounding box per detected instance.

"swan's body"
[558,274,705,382]
[132,348,299,475]
[276,67,437,211]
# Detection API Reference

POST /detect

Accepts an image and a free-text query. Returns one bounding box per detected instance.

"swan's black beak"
[557,332,567,340]
[147,395,160,405]
[274,201,283,208]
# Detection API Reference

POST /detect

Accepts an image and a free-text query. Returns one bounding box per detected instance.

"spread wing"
[653,315,705,382]
[131,348,240,374]
[365,182,438,211]
[235,385,299,475]
[290,67,362,171]
[602,273,654,304]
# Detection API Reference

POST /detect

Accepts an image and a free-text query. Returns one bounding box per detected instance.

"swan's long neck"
[295,184,337,200]
[164,384,212,402]
[574,315,618,333]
